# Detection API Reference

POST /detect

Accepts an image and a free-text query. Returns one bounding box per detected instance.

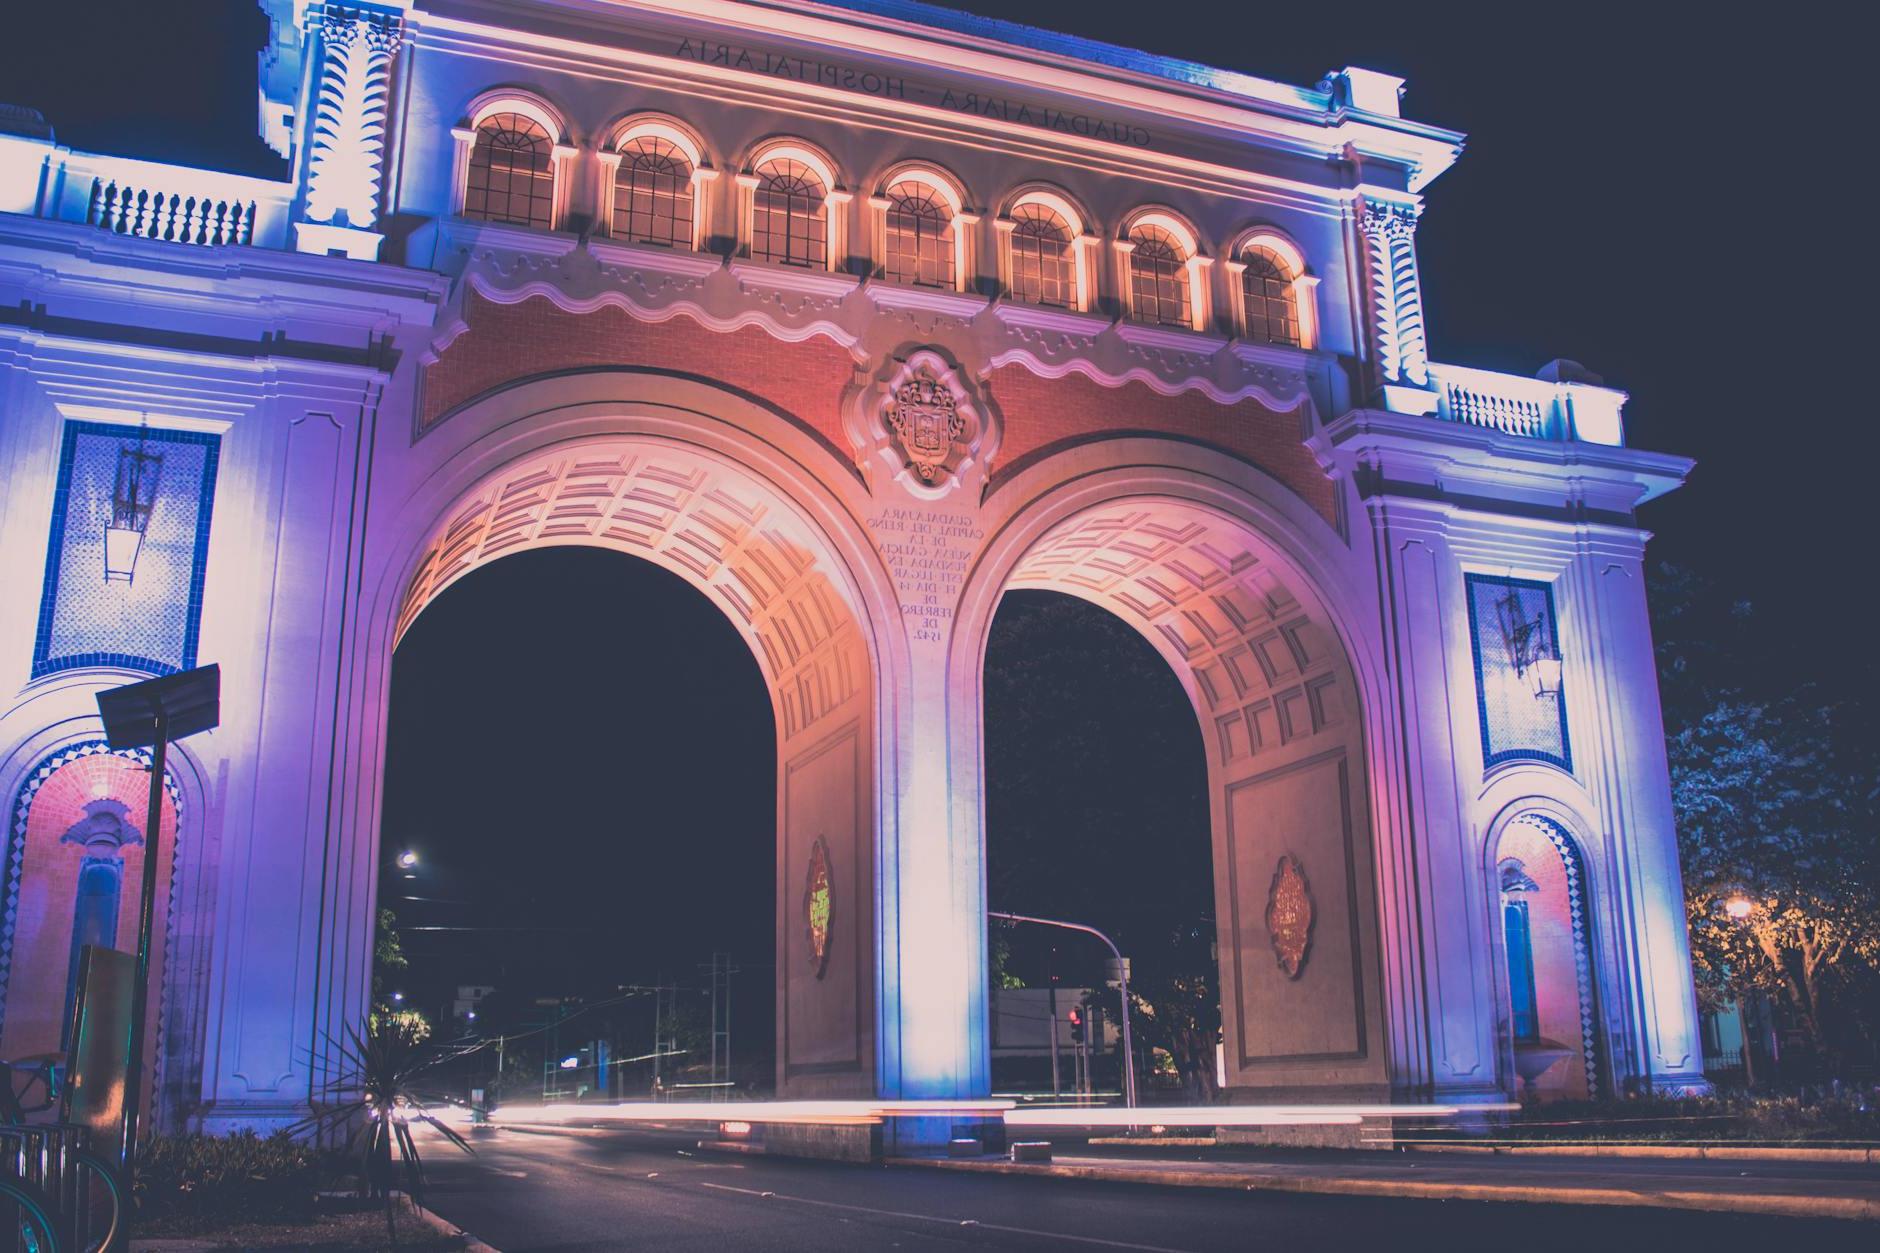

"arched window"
[1240,244,1301,346]
[1010,201,1076,307]
[464,112,555,230]
[1127,222,1191,327]
[883,180,955,288]
[750,157,828,268]
[612,134,695,248]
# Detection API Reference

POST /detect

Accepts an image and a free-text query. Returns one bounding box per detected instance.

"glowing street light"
[392,991,405,1003]
[397,850,419,870]
[1724,895,1755,920]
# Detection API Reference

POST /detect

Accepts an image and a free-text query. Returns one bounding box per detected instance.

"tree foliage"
[1672,696,1880,1030]
[1654,564,1880,1065]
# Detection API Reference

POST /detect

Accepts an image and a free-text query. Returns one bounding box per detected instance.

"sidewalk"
[893,1148,1880,1222]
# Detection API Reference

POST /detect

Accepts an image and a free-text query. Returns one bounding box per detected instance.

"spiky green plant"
[294,1015,474,1242]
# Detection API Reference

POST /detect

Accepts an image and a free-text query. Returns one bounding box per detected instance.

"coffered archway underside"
[1005,501,1353,769]
[393,440,866,743]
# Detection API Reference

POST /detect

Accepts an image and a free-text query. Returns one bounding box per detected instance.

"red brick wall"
[984,367,1337,526]
[420,293,861,458]
[422,298,1337,525]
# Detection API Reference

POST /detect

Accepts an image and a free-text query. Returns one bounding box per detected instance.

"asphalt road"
[420,1127,1876,1252]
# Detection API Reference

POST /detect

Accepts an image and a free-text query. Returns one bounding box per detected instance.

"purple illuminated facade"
[0,0,1704,1131]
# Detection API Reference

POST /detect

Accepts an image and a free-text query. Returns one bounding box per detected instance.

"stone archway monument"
[0,0,1709,1135]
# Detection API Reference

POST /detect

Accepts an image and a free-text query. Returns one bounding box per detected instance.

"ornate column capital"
[1359,197,1420,242]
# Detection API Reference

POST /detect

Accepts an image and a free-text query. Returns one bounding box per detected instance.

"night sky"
[5,2,1863,1056]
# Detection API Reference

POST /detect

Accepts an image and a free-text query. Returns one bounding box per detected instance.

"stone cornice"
[0,214,448,324]
[1311,408,1692,516]
[412,0,1462,194]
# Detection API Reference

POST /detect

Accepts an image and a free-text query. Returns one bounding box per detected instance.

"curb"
[400,1193,503,1252]
[1402,1142,1880,1164]
[892,1156,1880,1223]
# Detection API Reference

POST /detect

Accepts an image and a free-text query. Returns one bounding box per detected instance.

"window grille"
[465,113,555,229]
[1128,224,1190,327]
[751,158,827,268]
[612,135,694,248]
[1010,202,1075,307]
[883,181,954,287]
[1240,244,1300,346]
[1465,574,1571,768]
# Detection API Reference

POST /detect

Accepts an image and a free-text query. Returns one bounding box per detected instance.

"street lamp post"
[988,910,1138,1109]
[95,665,220,1183]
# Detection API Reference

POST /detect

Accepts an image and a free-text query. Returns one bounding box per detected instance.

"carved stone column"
[1358,197,1434,412]
[294,5,403,260]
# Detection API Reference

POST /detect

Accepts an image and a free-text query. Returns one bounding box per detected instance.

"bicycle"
[3,1056,126,1253]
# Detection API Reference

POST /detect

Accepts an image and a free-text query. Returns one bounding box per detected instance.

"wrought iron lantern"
[104,419,163,584]
[1494,582,1564,700]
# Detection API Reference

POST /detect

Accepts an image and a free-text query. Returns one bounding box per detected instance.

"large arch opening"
[983,590,1216,1100]
[379,546,776,1099]
[367,429,881,1100]
[970,490,1387,1102]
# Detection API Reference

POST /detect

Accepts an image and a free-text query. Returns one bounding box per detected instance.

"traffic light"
[1067,1005,1085,1044]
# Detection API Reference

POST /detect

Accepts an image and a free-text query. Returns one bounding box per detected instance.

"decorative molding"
[419,221,1322,437]
[1265,853,1314,979]
[804,835,833,979]
[843,347,997,499]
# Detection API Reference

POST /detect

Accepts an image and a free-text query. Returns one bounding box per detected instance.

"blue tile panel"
[31,421,222,680]
[1465,573,1572,770]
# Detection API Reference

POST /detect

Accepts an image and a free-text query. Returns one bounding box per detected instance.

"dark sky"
[379,548,775,1027]
[6,2,1866,1043]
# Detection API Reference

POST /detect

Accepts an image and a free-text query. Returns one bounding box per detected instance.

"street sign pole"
[119,712,167,1172]
[988,910,1138,1110]
[96,664,221,1189]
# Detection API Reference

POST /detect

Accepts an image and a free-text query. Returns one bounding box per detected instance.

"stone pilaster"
[1358,197,1434,413]
[294,5,403,259]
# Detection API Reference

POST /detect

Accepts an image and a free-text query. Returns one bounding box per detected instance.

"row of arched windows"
[450,95,1316,348]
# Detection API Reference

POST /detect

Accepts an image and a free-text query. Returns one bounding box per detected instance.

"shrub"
[134,1131,339,1224]
[1501,1091,1880,1143]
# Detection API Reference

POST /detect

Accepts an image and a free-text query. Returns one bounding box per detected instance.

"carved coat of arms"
[885,375,966,485]
[1265,854,1314,979]
[804,836,833,978]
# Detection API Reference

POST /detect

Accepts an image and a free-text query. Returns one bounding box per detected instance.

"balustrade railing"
[87,178,256,246]
[1428,362,1626,446]
[0,133,293,250]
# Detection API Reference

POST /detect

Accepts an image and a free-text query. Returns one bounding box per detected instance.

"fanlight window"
[1127,223,1191,327]
[751,157,827,268]
[613,135,694,248]
[1241,244,1301,347]
[1010,202,1075,307]
[883,181,954,288]
[464,112,555,230]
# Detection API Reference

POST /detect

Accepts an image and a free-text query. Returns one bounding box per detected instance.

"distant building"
[449,984,495,1029]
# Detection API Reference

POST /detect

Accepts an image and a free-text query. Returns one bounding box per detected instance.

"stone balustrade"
[1429,361,1626,446]
[0,127,293,249]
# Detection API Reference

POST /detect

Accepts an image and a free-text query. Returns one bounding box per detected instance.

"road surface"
[420,1126,1875,1251]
